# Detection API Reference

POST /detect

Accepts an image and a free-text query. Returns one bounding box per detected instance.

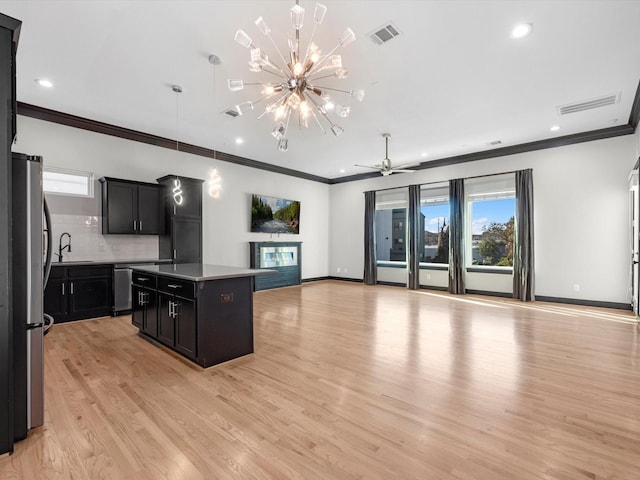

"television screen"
[251,194,300,234]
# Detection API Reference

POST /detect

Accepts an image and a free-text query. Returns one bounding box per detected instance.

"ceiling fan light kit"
[355,133,419,176]
[228,0,364,151]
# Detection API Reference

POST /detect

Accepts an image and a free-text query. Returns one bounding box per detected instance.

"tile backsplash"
[49,213,159,262]
[46,186,160,262]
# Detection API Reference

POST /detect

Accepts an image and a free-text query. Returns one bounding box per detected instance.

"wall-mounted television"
[251,194,300,234]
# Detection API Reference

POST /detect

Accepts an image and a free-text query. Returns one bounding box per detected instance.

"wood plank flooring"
[2,280,640,479]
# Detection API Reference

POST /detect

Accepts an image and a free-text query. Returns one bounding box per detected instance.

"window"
[420,184,449,265]
[466,174,515,268]
[43,167,94,197]
[375,188,408,265]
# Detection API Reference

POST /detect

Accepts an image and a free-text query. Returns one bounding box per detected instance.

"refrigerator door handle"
[26,323,44,330]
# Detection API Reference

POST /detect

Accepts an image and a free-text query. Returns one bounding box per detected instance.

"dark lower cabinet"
[157,292,175,346]
[44,265,113,323]
[174,298,197,359]
[132,284,157,337]
[157,290,197,360]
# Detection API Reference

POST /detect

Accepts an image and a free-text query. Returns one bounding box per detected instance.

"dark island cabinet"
[44,265,113,323]
[132,271,158,336]
[157,175,203,263]
[130,264,263,368]
[100,177,164,235]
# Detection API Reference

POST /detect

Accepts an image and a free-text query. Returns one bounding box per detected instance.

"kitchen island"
[130,263,273,367]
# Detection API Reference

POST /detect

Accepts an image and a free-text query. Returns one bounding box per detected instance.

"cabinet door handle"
[173,301,180,318]
[70,282,74,295]
[139,220,143,231]
[62,283,65,295]
[138,277,148,282]
[138,291,142,305]
[167,284,181,289]
[173,249,177,260]
[133,220,137,231]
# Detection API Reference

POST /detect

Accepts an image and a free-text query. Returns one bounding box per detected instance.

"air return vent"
[558,93,620,116]
[223,108,239,118]
[486,140,502,147]
[370,23,400,45]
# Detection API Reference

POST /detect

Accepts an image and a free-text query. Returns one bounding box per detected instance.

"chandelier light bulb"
[340,28,356,46]
[290,4,305,30]
[274,105,286,120]
[336,104,351,118]
[293,62,304,75]
[255,16,270,35]
[335,68,349,79]
[330,125,344,136]
[234,29,253,48]
[350,89,365,102]
[227,79,244,91]
[261,84,275,95]
[313,3,327,24]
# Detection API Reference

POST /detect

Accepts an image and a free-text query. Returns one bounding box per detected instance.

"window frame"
[43,166,95,198]
[375,188,408,267]
[465,174,515,271]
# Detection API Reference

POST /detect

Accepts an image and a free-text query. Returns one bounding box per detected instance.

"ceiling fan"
[355,133,418,176]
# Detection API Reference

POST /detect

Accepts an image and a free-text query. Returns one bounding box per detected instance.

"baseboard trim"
[376,281,406,287]
[326,276,364,283]
[535,296,632,311]
[302,276,331,283]
[466,289,513,298]
[419,285,448,292]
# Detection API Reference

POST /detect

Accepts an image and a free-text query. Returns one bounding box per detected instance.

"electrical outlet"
[573,284,580,292]
[337,267,341,273]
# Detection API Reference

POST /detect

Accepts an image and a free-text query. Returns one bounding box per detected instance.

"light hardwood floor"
[1,281,640,479]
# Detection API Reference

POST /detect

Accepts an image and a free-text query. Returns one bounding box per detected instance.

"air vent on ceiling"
[370,23,400,45]
[558,93,620,116]
[223,108,239,118]
[486,140,502,146]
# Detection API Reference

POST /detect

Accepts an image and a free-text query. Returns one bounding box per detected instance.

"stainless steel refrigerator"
[10,152,52,446]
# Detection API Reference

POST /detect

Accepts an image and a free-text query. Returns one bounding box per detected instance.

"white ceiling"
[2,0,640,180]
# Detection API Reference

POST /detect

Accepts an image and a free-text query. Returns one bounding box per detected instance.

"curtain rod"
[364,168,524,194]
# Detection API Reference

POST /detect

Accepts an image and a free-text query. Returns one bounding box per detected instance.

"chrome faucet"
[56,232,71,262]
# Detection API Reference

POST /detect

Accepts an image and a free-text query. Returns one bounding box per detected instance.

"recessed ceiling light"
[339,169,346,173]
[35,78,53,88]
[550,125,560,132]
[421,152,428,158]
[235,137,244,144]
[511,23,533,39]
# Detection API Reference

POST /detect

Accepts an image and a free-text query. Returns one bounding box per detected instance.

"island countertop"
[131,263,274,282]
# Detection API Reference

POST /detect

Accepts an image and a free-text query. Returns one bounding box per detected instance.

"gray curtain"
[448,178,465,294]
[513,169,535,301]
[408,184,420,289]
[364,190,377,285]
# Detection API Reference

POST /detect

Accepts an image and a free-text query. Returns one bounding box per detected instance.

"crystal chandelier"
[228,1,364,152]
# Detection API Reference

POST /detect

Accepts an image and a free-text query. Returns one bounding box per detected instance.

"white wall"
[330,135,638,304]
[14,116,330,279]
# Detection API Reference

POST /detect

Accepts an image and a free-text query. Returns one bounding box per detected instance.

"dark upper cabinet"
[157,175,204,263]
[100,177,164,235]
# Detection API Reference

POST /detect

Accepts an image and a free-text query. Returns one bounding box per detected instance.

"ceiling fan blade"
[388,169,417,174]
[393,162,419,170]
[355,164,383,170]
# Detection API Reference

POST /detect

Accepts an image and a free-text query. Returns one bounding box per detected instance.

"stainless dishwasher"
[113,264,152,314]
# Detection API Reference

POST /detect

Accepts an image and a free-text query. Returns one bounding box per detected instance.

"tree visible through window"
[469,198,515,266]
